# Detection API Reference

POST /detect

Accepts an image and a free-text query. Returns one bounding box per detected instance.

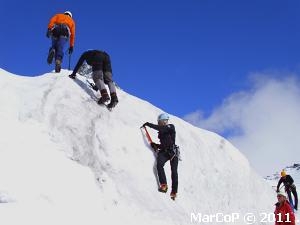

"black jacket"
[147,123,176,151]
[52,24,70,38]
[277,175,294,191]
[72,50,110,74]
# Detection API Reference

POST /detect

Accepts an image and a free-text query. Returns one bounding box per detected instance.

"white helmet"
[277,191,287,198]
[157,113,170,122]
[64,11,73,18]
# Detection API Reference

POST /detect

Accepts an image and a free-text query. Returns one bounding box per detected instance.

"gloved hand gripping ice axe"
[140,126,159,151]
[141,126,153,143]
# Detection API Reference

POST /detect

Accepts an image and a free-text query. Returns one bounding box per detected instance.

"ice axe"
[272,185,284,192]
[68,52,72,70]
[86,80,99,91]
[140,126,153,144]
[140,126,159,152]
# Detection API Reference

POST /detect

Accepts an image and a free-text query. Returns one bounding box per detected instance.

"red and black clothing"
[144,122,178,193]
[274,200,295,225]
[277,175,298,210]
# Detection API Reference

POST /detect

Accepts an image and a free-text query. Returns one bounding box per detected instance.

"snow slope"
[0,68,276,225]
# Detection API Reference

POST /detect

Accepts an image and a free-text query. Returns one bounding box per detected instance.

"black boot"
[47,48,55,64]
[98,90,110,105]
[107,93,119,109]
[55,59,62,73]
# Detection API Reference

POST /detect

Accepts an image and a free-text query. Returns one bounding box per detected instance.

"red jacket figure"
[275,192,295,225]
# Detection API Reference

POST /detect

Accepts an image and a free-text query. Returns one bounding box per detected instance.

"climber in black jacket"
[143,113,179,200]
[69,50,118,108]
[277,170,298,211]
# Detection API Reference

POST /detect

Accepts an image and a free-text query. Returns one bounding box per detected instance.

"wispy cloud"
[184,73,300,176]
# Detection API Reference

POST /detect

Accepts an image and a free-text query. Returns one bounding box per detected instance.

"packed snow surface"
[0,69,277,224]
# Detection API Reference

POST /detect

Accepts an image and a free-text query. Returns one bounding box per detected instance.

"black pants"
[103,51,112,73]
[91,51,112,73]
[157,151,178,193]
[286,185,298,209]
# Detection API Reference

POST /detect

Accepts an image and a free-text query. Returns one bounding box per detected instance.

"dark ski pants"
[92,70,117,94]
[286,186,298,210]
[157,151,178,193]
[51,36,68,61]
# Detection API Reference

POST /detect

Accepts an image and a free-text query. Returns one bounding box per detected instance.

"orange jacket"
[48,14,76,47]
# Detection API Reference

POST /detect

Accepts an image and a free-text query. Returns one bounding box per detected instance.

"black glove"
[86,80,98,91]
[150,142,159,151]
[46,29,52,38]
[69,74,76,79]
[68,47,73,54]
[142,122,150,127]
[90,83,98,91]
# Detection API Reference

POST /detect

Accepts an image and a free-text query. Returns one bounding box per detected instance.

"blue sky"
[1,0,300,119]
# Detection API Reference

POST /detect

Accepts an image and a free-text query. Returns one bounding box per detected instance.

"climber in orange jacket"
[46,11,76,73]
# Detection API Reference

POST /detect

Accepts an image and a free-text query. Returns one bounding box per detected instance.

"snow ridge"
[0,69,275,225]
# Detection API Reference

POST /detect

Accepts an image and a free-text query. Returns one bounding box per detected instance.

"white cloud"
[184,73,300,176]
